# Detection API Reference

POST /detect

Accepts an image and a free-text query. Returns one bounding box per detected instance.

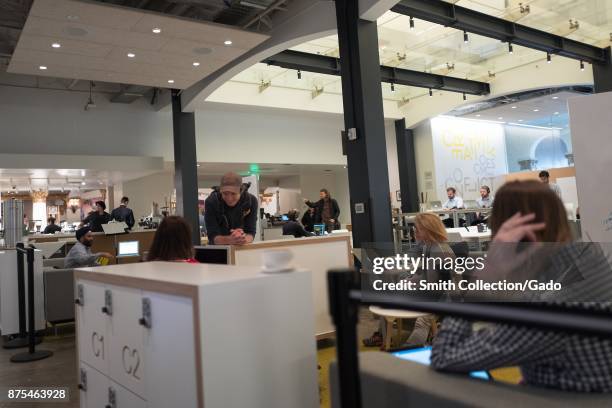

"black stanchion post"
[10,247,53,363]
[328,269,362,408]
[3,243,29,349]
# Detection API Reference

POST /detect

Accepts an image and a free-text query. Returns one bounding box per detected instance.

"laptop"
[429,201,442,210]
[393,346,490,380]
[117,241,139,258]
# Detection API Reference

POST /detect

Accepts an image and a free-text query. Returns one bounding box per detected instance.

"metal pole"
[2,243,28,349]
[328,270,361,408]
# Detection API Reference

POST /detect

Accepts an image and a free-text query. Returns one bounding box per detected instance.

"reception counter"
[230,233,353,339]
[74,262,318,408]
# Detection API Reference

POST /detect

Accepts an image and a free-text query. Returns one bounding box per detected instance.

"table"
[369,306,432,351]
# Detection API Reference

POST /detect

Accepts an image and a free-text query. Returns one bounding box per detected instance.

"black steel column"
[171,89,200,245]
[395,120,419,213]
[593,47,612,93]
[335,0,393,247]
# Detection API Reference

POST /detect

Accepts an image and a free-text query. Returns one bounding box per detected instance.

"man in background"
[472,185,493,226]
[43,217,62,234]
[442,187,464,227]
[539,170,562,199]
[64,227,113,268]
[111,196,135,230]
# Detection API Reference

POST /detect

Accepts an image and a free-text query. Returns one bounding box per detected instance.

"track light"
[463,31,468,43]
[297,70,302,80]
[463,93,467,101]
[409,16,414,30]
[508,42,513,54]
[580,60,585,71]
[391,82,395,92]
[547,52,551,63]
[429,88,433,97]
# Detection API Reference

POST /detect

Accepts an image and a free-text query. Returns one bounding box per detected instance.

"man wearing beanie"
[205,172,258,245]
[64,227,114,268]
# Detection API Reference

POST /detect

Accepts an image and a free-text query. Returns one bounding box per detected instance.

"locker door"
[110,381,147,408]
[143,291,198,408]
[107,285,146,398]
[77,281,110,375]
[79,362,109,408]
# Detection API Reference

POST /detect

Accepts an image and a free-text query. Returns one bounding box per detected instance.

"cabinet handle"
[74,299,82,305]
[78,384,84,390]
[138,317,149,327]
[101,306,110,315]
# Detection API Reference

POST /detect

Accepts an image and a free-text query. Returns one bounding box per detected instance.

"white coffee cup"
[261,249,293,272]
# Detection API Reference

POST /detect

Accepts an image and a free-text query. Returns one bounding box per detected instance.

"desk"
[369,306,432,351]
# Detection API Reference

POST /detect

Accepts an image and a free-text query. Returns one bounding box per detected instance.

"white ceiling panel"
[8,0,269,89]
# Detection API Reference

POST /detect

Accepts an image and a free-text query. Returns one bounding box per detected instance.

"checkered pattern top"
[431,316,612,392]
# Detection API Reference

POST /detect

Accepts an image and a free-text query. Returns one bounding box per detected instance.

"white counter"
[74,262,318,408]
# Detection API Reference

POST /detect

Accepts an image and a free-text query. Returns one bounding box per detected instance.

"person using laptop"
[110,196,135,230]
[442,187,464,227]
[64,227,114,268]
[282,210,313,238]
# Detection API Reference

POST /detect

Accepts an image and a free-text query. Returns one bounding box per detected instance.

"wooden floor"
[0,334,78,408]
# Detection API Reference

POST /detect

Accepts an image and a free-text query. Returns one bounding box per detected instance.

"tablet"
[393,346,490,380]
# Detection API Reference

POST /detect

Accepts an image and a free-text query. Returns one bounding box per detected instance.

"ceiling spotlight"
[547,52,551,63]
[462,92,467,101]
[518,119,524,122]
[168,79,175,84]
[224,40,233,45]
[580,60,585,71]
[193,62,200,66]
[51,42,61,48]
[409,16,414,30]
[196,164,201,167]
[476,114,481,117]
[533,108,540,112]
[429,88,433,97]
[463,31,469,43]
[152,27,161,34]
[552,96,559,100]
[554,111,559,115]
[508,42,513,54]
[297,69,302,80]
[66,15,79,21]
[81,181,86,186]
[390,82,395,92]
[511,106,517,109]
[127,52,135,58]
[39,65,47,70]
[498,117,503,120]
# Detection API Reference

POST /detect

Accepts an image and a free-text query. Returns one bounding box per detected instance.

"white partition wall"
[568,92,612,242]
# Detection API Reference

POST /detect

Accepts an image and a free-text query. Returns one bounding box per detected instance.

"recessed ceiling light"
[152,28,161,34]
[66,15,79,21]
[224,40,233,46]
[554,111,559,115]
[518,119,524,122]
[196,164,201,167]
[498,117,503,120]
[167,79,174,84]
[127,53,135,58]
[81,181,86,186]
[51,42,61,48]
[475,114,481,117]
[533,109,539,112]
[552,96,559,100]
[192,62,200,67]
[511,106,517,109]
[39,65,47,70]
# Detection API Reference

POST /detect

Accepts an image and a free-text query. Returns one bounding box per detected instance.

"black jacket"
[82,211,111,232]
[301,211,316,232]
[43,224,62,234]
[204,191,258,245]
[111,205,135,229]
[305,198,340,225]
[282,221,312,238]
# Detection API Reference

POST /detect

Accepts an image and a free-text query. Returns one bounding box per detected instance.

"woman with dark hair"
[147,216,198,263]
[81,200,111,232]
[431,180,612,392]
[304,188,340,232]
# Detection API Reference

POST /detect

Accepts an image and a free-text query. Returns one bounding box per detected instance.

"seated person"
[442,187,464,228]
[43,217,62,234]
[301,207,316,233]
[81,201,111,232]
[205,172,258,245]
[147,216,198,263]
[470,185,494,226]
[282,210,313,238]
[64,227,113,268]
[431,180,612,392]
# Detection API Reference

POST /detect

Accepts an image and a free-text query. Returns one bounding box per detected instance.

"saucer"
[261,265,294,274]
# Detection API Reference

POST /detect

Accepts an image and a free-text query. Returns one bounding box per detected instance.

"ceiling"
[455,89,581,127]
[196,162,346,178]
[225,0,612,103]
[0,167,160,193]
[6,0,269,89]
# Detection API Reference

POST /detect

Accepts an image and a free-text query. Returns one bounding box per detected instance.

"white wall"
[413,120,437,203]
[122,172,174,220]
[278,176,301,214]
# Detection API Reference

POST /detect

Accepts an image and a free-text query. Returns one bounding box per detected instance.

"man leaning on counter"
[204,172,258,245]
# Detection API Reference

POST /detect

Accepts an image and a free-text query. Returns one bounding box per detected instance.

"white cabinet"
[75,261,318,408]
